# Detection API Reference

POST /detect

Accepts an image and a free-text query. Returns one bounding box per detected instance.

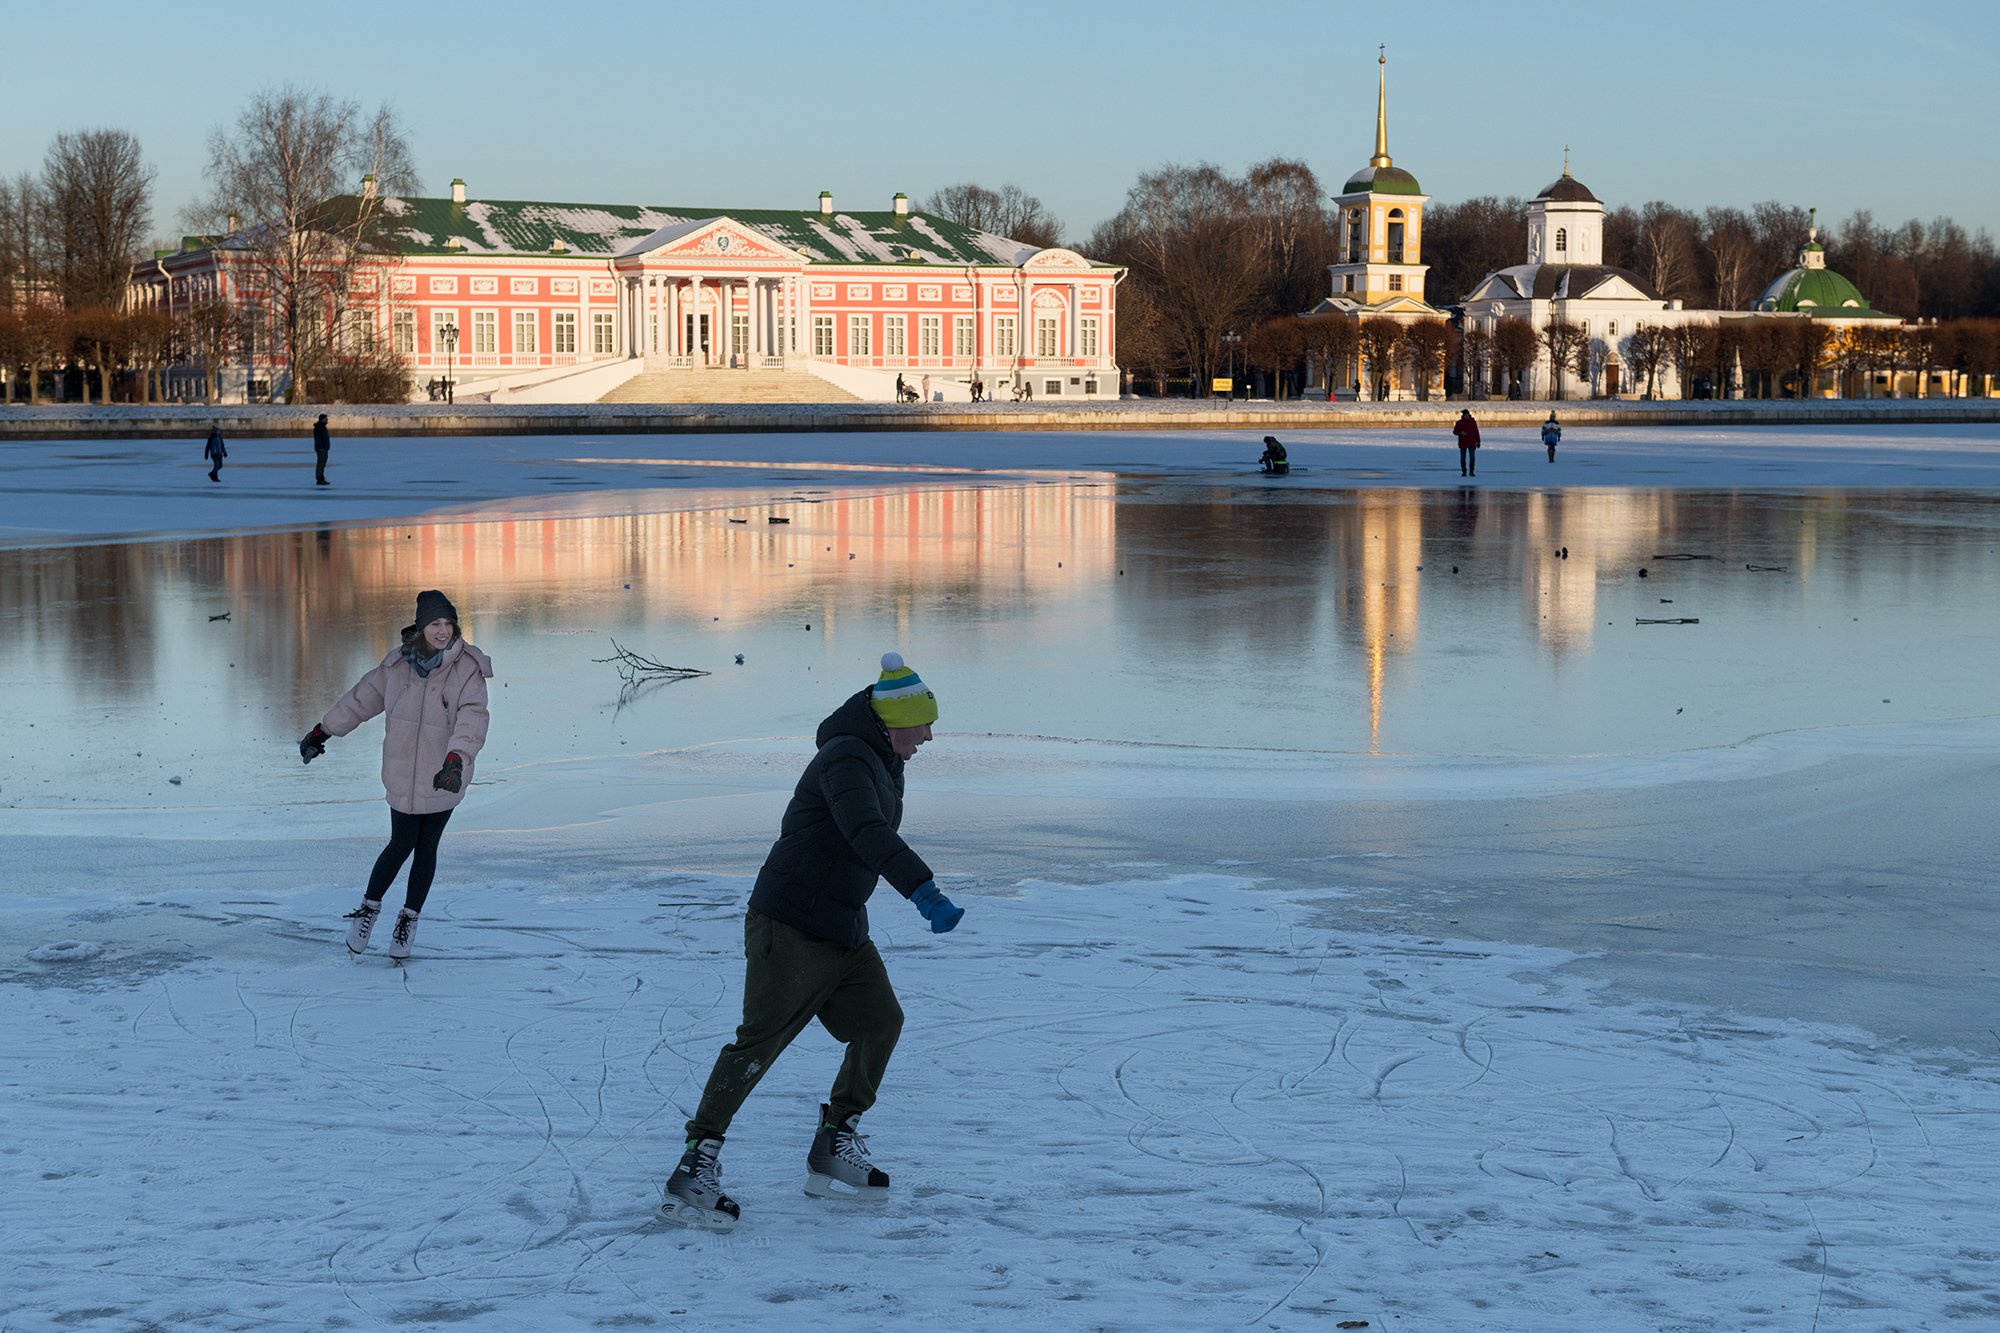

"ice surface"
[2,424,1998,1329]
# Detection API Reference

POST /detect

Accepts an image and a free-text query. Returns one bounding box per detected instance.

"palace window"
[885,315,906,357]
[732,313,749,357]
[431,309,457,355]
[995,315,1016,358]
[1080,317,1099,358]
[472,310,497,355]
[814,315,834,356]
[954,315,974,357]
[554,311,577,355]
[592,311,615,355]
[848,314,871,357]
[920,315,941,358]
[513,310,538,355]
[391,310,416,355]
[1036,316,1059,358]
[1555,228,1568,254]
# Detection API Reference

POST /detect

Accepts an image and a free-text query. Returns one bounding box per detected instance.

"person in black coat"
[312,413,331,485]
[660,652,964,1229]
[203,424,227,482]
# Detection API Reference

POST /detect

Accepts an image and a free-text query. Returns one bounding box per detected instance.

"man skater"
[203,422,228,482]
[1452,408,1481,476]
[661,652,964,1230]
[1542,411,1562,463]
[313,413,332,485]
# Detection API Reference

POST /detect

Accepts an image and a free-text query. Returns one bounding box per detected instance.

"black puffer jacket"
[747,688,936,948]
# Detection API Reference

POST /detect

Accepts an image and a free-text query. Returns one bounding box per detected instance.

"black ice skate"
[343,900,382,955]
[805,1104,889,1200]
[659,1138,740,1230]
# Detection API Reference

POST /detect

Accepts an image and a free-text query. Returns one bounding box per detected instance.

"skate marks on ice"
[3,877,1999,1330]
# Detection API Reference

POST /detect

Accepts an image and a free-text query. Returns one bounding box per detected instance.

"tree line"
[8,120,2000,404]
[1,87,413,405]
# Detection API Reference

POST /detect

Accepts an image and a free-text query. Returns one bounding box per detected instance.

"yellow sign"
[1211,378,1233,392]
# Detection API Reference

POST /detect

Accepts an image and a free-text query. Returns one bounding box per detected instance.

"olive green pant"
[685,908,904,1143]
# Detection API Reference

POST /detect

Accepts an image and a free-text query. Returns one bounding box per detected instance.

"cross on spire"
[1563,144,1570,176]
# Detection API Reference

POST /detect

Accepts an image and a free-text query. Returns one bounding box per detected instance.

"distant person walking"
[1542,411,1562,463]
[312,413,332,485]
[1452,409,1481,477]
[298,590,494,963]
[203,424,227,482]
[921,373,931,403]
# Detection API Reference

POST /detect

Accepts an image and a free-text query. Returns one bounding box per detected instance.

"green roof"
[1755,264,1893,316]
[346,194,1095,268]
[1341,165,1422,196]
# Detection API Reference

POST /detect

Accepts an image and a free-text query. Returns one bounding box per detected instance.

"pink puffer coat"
[321,638,494,814]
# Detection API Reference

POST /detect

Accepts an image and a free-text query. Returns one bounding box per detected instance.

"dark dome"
[1536,175,1598,204]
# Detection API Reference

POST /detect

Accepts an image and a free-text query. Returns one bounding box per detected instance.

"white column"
[797,274,812,361]
[1018,278,1031,371]
[1069,282,1080,360]
[666,280,679,359]
[690,276,704,363]
[748,278,761,362]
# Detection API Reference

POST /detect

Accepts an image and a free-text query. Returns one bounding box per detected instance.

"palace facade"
[131,183,1125,403]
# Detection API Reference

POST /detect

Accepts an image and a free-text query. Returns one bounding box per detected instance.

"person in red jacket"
[1452,409,1482,476]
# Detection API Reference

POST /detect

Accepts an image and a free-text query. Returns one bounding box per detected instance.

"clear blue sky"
[8,0,1998,248]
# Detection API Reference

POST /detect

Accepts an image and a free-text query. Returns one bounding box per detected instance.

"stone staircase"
[599,366,861,404]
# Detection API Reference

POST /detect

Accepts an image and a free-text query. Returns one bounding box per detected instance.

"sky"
[5,0,1999,251]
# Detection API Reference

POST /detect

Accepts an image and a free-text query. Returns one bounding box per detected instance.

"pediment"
[619,217,805,264]
[1023,247,1091,269]
[1570,273,1650,301]
[1466,274,1523,301]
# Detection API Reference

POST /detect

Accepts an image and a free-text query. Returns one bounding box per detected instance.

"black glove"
[299,724,329,764]
[433,752,463,793]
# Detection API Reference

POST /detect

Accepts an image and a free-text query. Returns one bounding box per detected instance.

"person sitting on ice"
[1259,435,1290,474]
[660,652,964,1231]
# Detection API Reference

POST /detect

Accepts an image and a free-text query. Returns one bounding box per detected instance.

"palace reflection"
[0,485,1991,769]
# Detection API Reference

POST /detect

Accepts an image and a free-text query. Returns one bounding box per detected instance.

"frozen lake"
[4,427,1999,1330]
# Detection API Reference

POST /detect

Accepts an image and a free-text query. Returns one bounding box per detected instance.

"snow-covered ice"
[3,423,1998,1331]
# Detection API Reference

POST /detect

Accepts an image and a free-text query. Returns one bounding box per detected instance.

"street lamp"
[440,321,458,404]
[1222,331,1242,401]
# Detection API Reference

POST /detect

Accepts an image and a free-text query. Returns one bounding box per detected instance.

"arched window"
[1386,209,1406,264]
[1555,228,1568,254]
[1346,209,1364,264]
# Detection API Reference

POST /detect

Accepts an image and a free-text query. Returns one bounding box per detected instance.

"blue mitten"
[910,881,964,934]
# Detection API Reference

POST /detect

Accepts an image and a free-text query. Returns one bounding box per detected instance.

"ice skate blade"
[804,1172,889,1201]
[657,1195,739,1232]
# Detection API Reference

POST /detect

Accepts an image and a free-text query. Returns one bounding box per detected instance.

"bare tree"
[1299,313,1359,399]
[0,173,47,313]
[0,308,22,403]
[1088,164,1262,394]
[1623,324,1664,398]
[920,183,1063,249]
[1355,317,1404,400]
[1635,202,1700,302]
[1244,158,1334,317]
[1538,318,1587,398]
[41,129,155,312]
[1491,317,1537,399]
[1401,317,1449,401]
[70,307,127,403]
[1664,320,1717,399]
[1458,324,1493,398]
[17,304,69,403]
[183,299,239,404]
[1701,207,1759,310]
[192,86,417,403]
[1421,196,1528,306]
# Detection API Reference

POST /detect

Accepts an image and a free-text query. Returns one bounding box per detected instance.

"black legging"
[364,808,454,913]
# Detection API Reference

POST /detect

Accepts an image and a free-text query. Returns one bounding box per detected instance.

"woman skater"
[298,590,493,961]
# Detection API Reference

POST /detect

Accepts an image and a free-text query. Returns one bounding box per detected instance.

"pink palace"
[131,181,1126,403]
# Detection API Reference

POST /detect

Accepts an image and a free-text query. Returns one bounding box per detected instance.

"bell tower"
[1326,48,1431,309]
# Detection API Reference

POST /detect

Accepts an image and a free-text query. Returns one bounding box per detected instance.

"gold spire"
[1370,46,1392,169]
